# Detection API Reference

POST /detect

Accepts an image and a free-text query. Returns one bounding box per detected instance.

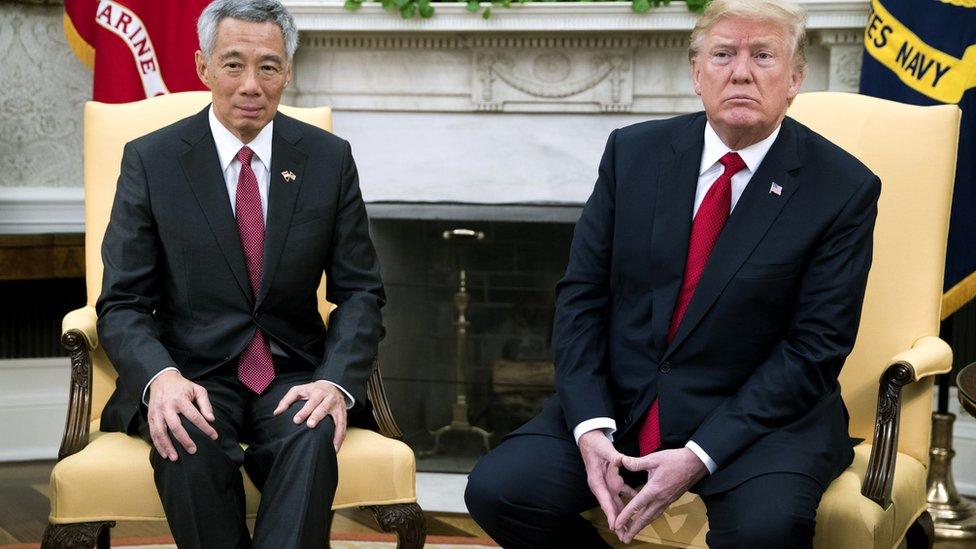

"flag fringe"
[943,270,976,319]
[63,10,94,71]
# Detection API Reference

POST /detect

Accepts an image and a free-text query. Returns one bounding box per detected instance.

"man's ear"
[787,66,805,100]
[195,50,211,89]
[690,56,702,96]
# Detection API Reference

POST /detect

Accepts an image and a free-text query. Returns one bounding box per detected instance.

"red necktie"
[637,151,747,456]
[234,146,275,394]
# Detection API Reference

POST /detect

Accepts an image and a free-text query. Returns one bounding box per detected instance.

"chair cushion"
[584,443,927,549]
[49,423,416,523]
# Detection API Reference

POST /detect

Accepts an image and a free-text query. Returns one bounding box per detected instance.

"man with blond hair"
[465,0,878,546]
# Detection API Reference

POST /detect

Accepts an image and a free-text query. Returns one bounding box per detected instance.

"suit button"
[659,362,671,374]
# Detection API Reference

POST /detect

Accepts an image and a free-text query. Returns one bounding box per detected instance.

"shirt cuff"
[143,366,179,405]
[573,417,617,445]
[314,380,356,409]
[685,440,717,474]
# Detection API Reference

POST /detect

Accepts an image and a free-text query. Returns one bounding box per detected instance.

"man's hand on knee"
[611,448,708,543]
[273,381,347,452]
[147,370,218,462]
[578,430,635,530]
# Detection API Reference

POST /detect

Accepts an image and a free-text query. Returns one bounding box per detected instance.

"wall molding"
[284,0,869,32]
[0,187,84,234]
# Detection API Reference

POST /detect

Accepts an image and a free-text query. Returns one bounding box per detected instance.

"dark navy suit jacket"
[516,112,879,496]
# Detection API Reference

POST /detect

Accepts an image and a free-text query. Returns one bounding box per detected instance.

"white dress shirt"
[573,121,782,475]
[143,107,353,408]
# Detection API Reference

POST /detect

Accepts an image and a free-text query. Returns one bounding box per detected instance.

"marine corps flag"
[63,0,211,103]
[860,0,976,318]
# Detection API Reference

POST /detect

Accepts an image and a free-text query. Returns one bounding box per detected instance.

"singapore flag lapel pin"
[281,170,297,182]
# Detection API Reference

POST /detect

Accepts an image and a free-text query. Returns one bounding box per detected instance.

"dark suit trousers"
[139,357,338,549]
[465,433,823,549]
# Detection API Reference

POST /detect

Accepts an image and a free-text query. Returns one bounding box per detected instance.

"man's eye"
[225,63,242,70]
[756,52,773,60]
[262,65,279,73]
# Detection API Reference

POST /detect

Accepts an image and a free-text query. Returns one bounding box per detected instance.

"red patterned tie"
[234,146,275,394]
[637,151,747,456]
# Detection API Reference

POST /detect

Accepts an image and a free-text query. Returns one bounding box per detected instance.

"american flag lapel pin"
[769,181,783,196]
[281,170,296,182]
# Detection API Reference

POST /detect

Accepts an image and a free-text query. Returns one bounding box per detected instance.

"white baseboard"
[0,187,84,234]
[0,358,70,461]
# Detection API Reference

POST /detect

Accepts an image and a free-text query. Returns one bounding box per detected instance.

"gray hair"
[688,0,807,74]
[197,0,299,61]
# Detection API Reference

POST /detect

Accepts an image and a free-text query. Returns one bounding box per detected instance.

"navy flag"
[860,0,976,318]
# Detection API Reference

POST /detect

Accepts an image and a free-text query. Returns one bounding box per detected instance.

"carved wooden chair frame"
[863,362,936,547]
[42,330,426,549]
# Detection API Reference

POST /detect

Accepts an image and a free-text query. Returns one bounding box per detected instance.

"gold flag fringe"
[63,10,94,71]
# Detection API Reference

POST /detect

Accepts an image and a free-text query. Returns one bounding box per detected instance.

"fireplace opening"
[369,211,577,473]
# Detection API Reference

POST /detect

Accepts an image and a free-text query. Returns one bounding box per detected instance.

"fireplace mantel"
[283,0,868,32]
[0,1,871,232]
[281,0,868,205]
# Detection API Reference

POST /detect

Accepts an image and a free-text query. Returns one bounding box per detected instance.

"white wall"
[0,358,70,461]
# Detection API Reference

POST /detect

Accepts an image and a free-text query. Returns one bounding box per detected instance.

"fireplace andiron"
[420,229,492,457]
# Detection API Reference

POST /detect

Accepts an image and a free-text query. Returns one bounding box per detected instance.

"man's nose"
[730,51,753,84]
[239,67,261,95]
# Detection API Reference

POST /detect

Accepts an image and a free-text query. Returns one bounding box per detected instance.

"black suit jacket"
[96,107,385,434]
[517,113,879,495]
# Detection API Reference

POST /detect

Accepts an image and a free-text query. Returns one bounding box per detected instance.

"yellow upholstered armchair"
[586,93,961,548]
[42,92,424,549]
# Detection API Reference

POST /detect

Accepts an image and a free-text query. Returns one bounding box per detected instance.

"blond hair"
[688,0,807,74]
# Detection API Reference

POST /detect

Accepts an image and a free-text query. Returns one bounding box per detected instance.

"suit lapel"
[178,108,253,304]
[649,115,707,353]
[663,118,802,360]
[257,113,308,308]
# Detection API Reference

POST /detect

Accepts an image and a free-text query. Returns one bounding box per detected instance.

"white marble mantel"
[284,0,868,32]
[277,0,869,206]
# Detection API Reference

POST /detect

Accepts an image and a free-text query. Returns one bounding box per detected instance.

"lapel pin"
[281,170,296,182]
[769,182,783,196]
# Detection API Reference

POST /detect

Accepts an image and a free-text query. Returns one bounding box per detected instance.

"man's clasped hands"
[578,430,709,544]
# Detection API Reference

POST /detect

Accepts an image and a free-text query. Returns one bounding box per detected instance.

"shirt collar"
[208,105,273,173]
[699,120,781,176]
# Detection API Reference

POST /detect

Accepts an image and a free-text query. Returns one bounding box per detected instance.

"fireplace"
[368,207,578,472]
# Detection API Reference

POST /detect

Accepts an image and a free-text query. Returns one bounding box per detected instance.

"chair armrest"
[861,336,952,509]
[891,336,952,381]
[367,357,404,439]
[62,306,99,350]
[58,307,98,460]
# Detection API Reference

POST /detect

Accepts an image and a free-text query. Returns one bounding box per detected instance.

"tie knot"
[719,151,746,176]
[237,146,254,165]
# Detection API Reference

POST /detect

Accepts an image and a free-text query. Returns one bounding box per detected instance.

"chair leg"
[41,521,115,549]
[362,503,427,549]
[905,510,935,549]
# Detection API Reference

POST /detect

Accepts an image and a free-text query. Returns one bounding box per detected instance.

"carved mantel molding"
[283,0,869,32]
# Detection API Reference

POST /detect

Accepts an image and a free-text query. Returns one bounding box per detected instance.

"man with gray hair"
[96,1,385,547]
[465,0,879,547]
